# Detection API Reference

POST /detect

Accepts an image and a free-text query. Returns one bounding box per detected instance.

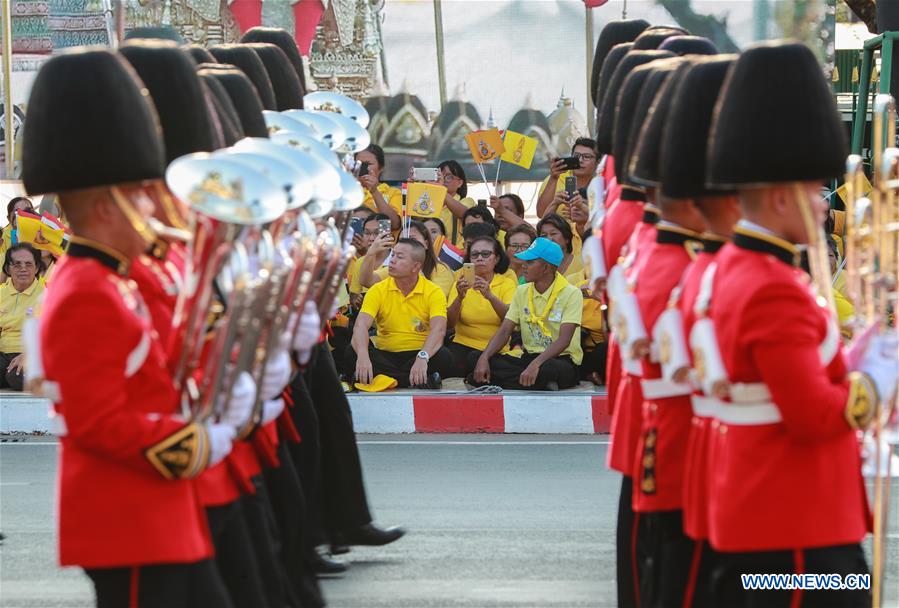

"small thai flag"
[438,240,465,271]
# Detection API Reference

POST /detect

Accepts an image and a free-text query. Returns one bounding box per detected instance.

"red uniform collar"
[67,237,131,276]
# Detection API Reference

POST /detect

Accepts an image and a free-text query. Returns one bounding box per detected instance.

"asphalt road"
[1,434,897,608]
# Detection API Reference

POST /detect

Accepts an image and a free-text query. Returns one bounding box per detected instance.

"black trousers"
[205,501,269,608]
[307,343,374,535]
[684,541,719,608]
[448,342,479,379]
[579,341,607,383]
[616,476,638,608]
[708,543,870,608]
[637,510,695,608]
[471,351,579,390]
[240,480,296,608]
[344,343,455,387]
[84,560,232,608]
[262,445,323,608]
[0,352,24,391]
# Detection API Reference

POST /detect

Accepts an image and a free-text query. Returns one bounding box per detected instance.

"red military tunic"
[678,236,726,541]
[601,186,646,269]
[632,224,701,512]
[41,239,213,567]
[606,217,658,475]
[707,223,869,551]
[602,155,621,210]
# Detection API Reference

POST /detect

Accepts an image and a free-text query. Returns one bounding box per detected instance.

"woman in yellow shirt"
[504,224,537,284]
[537,214,583,278]
[355,144,403,231]
[0,243,45,391]
[447,236,516,378]
[435,160,477,248]
[359,219,455,297]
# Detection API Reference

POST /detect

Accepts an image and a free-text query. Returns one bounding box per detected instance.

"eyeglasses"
[363,230,381,237]
[573,153,596,161]
[441,174,459,184]
[469,250,494,260]
[507,243,530,252]
[9,261,36,269]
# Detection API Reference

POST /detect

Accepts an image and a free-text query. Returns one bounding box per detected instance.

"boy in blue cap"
[472,238,583,390]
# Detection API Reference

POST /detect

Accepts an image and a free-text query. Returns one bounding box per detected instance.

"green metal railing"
[850,32,899,155]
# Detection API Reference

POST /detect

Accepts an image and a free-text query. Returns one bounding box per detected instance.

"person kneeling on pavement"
[472,237,583,391]
[347,238,454,389]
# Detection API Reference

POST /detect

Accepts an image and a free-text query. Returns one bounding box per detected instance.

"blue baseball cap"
[515,237,563,267]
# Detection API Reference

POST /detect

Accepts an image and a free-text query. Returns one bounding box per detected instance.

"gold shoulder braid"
[145,423,210,480]
[845,371,878,430]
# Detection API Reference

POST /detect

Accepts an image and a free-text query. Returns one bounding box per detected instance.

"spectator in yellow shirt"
[504,224,537,284]
[535,138,598,219]
[473,238,583,391]
[446,236,517,378]
[348,238,454,389]
[537,213,584,280]
[0,243,45,390]
[355,144,402,231]
[359,219,455,298]
[489,193,528,233]
[435,160,477,248]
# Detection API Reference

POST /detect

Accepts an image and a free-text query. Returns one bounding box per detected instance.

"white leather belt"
[715,402,781,425]
[641,378,693,400]
[729,382,771,403]
[691,395,723,418]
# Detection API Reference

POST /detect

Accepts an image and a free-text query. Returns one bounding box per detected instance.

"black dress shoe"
[330,542,350,556]
[308,548,347,576]
[427,372,442,390]
[334,523,406,547]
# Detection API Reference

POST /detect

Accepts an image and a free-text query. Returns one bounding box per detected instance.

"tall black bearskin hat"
[239,27,308,96]
[198,64,269,138]
[198,73,244,146]
[593,43,633,145]
[612,57,679,187]
[628,59,692,188]
[184,44,217,66]
[208,44,277,111]
[596,49,674,156]
[707,41,847,188]
[243,43,304,111]
[660,56,736,199]
[590,19,650,107]
[658,35,718,56]
[23,48,164,196]
[632,26,687,50]
[124,26,185,44]
[120,40,217,164]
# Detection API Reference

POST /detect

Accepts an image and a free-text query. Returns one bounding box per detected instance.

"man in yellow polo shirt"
[348,238,454,389]
[473,237,583,391]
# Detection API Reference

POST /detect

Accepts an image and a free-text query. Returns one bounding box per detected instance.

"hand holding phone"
[412,167,440,182]
[378,219,392,235]
[560,156,581,171]
[564,176,577,196]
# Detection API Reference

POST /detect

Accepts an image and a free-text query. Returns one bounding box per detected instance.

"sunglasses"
[469,250,494,260]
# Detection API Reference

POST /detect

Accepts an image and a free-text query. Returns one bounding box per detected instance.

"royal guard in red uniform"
[642,55,740,608]
[701,41,899,608]
[20,48,254,607]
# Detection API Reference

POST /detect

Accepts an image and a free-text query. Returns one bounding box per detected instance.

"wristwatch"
[417,350,430,362]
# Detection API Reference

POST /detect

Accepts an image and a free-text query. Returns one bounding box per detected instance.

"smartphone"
[462,262,475,284]
[577,187,588,199]
[412,167,440,182]
[357,161,370,177]
[564,176,577,195]
[560,156,581,171]
[378,219,392,235]
[350,216,365,236]
[477,199,488,209]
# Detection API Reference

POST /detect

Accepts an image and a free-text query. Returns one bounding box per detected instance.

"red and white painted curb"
[348,393,611,434]
[0,393,611,434]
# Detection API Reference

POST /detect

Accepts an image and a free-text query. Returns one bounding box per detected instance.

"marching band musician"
[658,55,739,608]
[21,48,246,607]
[702,41,899,608]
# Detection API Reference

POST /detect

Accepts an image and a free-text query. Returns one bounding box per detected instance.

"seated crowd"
[332,141,608,392]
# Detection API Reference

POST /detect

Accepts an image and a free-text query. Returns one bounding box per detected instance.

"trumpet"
[844,93,899,608]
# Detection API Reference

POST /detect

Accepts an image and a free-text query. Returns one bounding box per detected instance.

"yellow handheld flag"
[835,173,873,206]
[15,210,68,257]
[500,130,538,169]
[405,182,448,218]
[465,128,506,163]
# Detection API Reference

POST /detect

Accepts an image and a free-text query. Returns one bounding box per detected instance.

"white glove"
[261,398,286,425]
[206,423,236,467]
[298,348,313,365]
[261,349,293,400]
[292,301,321,352]
[218,371,257,430]
[858,332,899,403]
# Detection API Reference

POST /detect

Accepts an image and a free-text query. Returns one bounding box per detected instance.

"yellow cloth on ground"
[355,374,398,392]
[505,272,583,365]
[360,275,447,352]
[448,273,517,351]
[0,278,44,353]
